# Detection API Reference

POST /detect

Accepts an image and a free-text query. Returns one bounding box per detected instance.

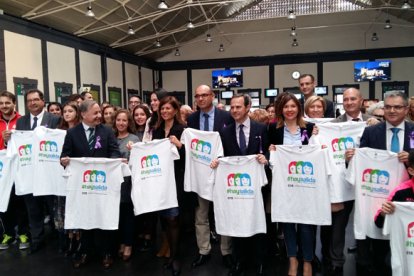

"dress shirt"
[283,123,302,146]
[82,122,95,140]
[199,106,215,132]
[346,112,363,122]
[236,117,251,149]
[386,121,405,152]
[30,110,45,129]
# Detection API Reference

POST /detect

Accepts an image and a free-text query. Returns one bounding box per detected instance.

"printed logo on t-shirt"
[190,138,212,165]
[81,169,107,192]
[226,173,254,199]
[140,154,161,179]
[18,144,32,166]
[331,137,355,163]
[286,161,316,187]
[361,168,390,195]
[407,222,414,253]
[38,140,60,161]
[0,161,3,178]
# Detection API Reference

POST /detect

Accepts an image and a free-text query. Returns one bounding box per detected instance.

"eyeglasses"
[27,98,41,103]
[384,105,407,111]
[194,93,212,99]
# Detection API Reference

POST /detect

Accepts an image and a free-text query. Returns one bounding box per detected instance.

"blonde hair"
[304,95,326,116]
[249,109,269,124]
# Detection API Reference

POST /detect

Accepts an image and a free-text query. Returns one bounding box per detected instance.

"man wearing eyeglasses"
[187,84,234,269]
[346,90,414,275]
[128,95,141,113]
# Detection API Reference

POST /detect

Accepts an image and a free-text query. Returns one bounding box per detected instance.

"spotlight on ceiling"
[187,21,195,29]
[175,49,181,56]
[85,5,95,17]
[290,26,296,36]
[371,32,379,41]
[155,39,162,47]
[158,0,168,10]
[384,19,392,29]
[402,0,411,9]
[288,10,296,20]
[219,44,224,52]
[206,34,212,42]
[127,26,135,35]
[292,38,299,47]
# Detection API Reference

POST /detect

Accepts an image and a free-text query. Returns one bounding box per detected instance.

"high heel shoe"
[122,246,132,261]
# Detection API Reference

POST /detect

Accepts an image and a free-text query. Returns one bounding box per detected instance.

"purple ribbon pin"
[410,131,414,149]
[301,130,309,143]
[95,136,102,149]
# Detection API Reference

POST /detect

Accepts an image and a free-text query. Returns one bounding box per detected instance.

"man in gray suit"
[333,88,373,123]
[15,89,60,254]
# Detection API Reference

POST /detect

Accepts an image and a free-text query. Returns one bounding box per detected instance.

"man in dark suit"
[299,74,335,118]
[61,100,120,269]
[215,93,268,276]
[346,90,414,276]
[187,84,234,269]
[14,89,60,254]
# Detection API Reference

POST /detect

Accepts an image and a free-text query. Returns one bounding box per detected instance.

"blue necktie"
[32,117,38,130]
[88,128,95,151]
[203,113,209,131]
[239,124,246,155]
[391,128,400,153]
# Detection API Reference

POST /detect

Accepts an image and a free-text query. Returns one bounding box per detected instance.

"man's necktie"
[352,118,360,122]
[88,127,95,150]
[239,124,246,155]
[391,128,400,153]
[203,114,209,131]
[32,117,38,130]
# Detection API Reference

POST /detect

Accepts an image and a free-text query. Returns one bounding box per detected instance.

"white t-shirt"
[130,138,180,215]
[309,121,366,202]
[6,130,35,195]
[33,126,67,196]
[346,148,409,240]
[270,145,332,225]
[180,128,223,201]
[64,158,130,230]
[383,202,414,276]
[0,150,16,212]
[211,155,267,237]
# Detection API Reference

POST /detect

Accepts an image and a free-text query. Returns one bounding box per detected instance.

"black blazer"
[187,107,234,132]
[16,112,60,130]
[267,122,314,146]
[360,121,414,152]
[61,123,120,158]
[220,120,268,157]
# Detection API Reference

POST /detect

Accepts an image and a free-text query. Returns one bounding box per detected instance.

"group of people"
[0,73,412,276]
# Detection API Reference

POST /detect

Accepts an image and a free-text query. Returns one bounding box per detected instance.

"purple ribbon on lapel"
[95,136,102,149]
[301,130,309,143]
[410,131,414,149]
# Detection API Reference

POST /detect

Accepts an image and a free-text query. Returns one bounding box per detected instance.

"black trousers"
[356,238,391,276]
[23,194,54,243]
[0,186,29,236]
[232,233,266,266]
[119,202,135,246]
[320,200,354,266]
[80,229,116,257]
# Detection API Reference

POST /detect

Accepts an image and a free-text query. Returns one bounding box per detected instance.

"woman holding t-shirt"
[268,92,315,276]
[152,96,186,276]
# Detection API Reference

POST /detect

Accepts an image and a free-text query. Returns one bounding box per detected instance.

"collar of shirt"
[386,120,405,152]
[200,106,215,131]
[31,110,45,127]
[236,117,251,130]
[346,112,363,121]
[283,123,302,146]
[386,121,405,132]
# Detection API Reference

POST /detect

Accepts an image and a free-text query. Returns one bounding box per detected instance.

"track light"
[402,0,411,9]
[127,26,135,35]
[155,39,162,47]
[290,26,296,36]
[288,10,296,20]
[371,32,379,41]
[384,19,392,29]
[292,38,298,47]
[206,34,212,42]
[158,0,168,10]
[186,21,195,29]
[219,44,224,52]
[85,5,95,17]
[174,49,181,56]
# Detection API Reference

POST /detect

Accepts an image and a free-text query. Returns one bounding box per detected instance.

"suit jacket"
[220,120,268,157]
[332,113,372,123]
[16,111,60,130]
[360,121,414,152]
[300,96,335,118]
[61,123,120,158]
[187,107,234,132]
[267,122,314,146]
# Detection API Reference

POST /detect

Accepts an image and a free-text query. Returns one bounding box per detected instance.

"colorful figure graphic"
[241,173,251,186]
[51,142,58,152]
[370,169,380,184]
[378,171,390,185]
[151,155,159,166]
[96,171,106,183]
[362,169,372,182]
[234,173,241,186]
[408,222,414,238]
[288,161,297,174]
[146,156,152,167]
[45,141,51,151]
[141,156,147,168]
[296,161,304,174]
[90,170,97,182]
[338,137,346,151]
[303,162,314,175]
[227,173,235,186]
[345,137,355,149]
[25,145,32,155]
[202,142,212,154]
[191,139,199,149]
[0,161,3,171]
[196,141,203,152]
[18,145,25,156]
[40,141,46,151]
[331,138,339,152]
[83,170,92,182]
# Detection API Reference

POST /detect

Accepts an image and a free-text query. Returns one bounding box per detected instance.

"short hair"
[265,104,274,112]
[79,100,98,113]
[298,74,315,82]
[66,94,83,103]
[80,91,92,98]
[25,89,44,102]
[250,109,269,124]
[231,93,251,107]
[47,102,63,113]
[384,91,408,106]
[366,101,384,115]
[304,95,326,115]
[129,95,142,101]
[0,91,16,103]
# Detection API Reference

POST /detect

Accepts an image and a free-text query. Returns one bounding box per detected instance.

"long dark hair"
[58,102,81,130]
[155,96,184,129]
[148,88,168,130]
[274,92,306,128]
[133,104,151,130]
[113,109,136,137]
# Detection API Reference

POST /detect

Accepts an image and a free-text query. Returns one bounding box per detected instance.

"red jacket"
[0,112,21,150]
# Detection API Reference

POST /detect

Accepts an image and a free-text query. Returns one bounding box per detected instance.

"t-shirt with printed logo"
[180,128,223,201]
[129,138,180,215]
[0,150,16,212]
[270,145,332,225]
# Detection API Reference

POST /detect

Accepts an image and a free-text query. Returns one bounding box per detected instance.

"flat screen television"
[212,69,243,88]
[221,90,234,99]
[315,86,328,95]
[354,60,391,82]
[265,88,278,97]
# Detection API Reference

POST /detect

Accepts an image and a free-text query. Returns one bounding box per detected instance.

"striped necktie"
[88,127,95,150]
